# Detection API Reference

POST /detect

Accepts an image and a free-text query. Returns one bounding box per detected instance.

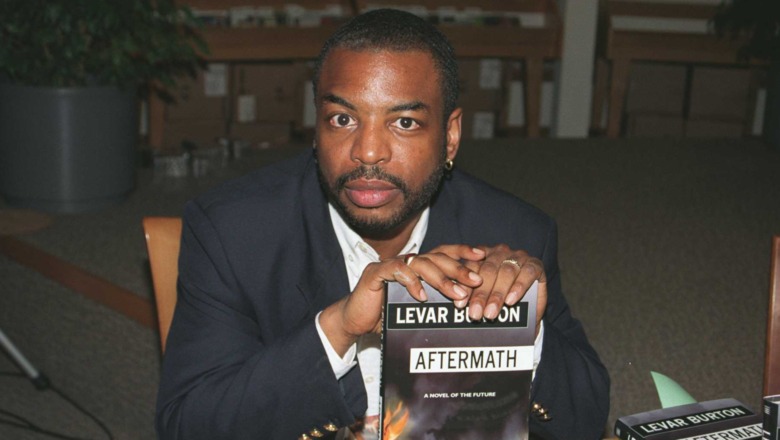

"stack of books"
[614,398,762,440]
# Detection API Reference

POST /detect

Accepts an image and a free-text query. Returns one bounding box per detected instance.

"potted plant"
[713,0,780,150]
[0,0,207,213]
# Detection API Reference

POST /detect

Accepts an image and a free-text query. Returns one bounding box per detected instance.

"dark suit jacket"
[156,149,609,440]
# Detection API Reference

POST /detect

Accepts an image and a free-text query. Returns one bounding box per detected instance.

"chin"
[340,207,409,237]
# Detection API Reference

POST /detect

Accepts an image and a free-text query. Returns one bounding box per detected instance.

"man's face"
[315,48,461,237]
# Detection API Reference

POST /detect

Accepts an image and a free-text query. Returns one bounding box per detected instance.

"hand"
[319,245,485,356]
[463,244,547,336]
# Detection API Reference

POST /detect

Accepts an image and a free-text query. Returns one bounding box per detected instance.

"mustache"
[335,166,409,193]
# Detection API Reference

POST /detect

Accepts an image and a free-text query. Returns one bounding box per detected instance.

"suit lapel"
[295,152,351,313]
[290,155,369,420]
[421,177,463,252]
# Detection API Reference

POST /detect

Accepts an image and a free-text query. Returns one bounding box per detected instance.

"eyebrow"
[389,101,429,114]
[322,94,356,110]
[321,94,430,114]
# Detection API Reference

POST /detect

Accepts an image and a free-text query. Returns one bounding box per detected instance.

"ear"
[445,107,462,161]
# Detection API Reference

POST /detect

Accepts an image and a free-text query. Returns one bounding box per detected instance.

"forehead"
[317,49,442,108]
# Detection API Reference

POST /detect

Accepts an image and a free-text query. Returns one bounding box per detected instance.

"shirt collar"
[328,203,430,264]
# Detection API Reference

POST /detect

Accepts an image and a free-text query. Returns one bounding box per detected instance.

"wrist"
[320,300,359,357]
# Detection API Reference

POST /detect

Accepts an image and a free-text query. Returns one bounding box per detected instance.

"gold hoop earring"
[444,159,454,171]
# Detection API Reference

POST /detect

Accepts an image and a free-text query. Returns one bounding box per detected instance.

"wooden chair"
[142,217,183,353]
[765,235,780,396]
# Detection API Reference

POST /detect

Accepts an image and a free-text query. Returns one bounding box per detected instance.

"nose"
[350,121,391,166]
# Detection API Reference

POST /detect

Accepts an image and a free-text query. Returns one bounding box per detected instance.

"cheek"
[398,138,443,168]
[395,151,441,187]
[315,146,347,183]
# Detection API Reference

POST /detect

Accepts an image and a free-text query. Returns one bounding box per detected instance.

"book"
[614,398,763,440]
[764,395,780,440]
[379,281,537,439]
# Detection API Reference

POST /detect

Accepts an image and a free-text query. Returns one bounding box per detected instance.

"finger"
[460,259,484,300]
[482,259,523,319]
[454,263,479,310]
[467,245,525,320]
[360,260,424,303]
[406,253,474,302]
[462,259,481,273]
[505,258,545,306]
[428,244,486,263]
[415,252,483,287]
[468,256,501,320]
[385,260,427,302]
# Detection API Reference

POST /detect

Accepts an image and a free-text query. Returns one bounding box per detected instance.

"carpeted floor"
[1,137,778,439]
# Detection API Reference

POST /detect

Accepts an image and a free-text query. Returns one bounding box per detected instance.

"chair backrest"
[142,216,183,353]
[765,235,780,396]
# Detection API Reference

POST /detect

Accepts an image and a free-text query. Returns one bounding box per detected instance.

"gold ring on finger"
[402,253,417,266]
[501,258,521,269]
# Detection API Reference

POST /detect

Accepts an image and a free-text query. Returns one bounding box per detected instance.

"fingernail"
[485,304,498,319]
[472,247,485,255]
[419,288,428,302]
[453,284,468,299]
[454,299,467,308]
[469,304,483,320]
[468,271,481,283]
[506,291,520,305]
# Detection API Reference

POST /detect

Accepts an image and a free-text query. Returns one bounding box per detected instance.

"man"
[156,9,609,440]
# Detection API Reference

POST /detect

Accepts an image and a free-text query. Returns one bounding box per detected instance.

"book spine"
[765,396,780,440]
[615,419,647,440]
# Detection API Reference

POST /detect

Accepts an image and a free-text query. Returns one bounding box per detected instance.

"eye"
[393,117,420,131]
[328,113,355,128]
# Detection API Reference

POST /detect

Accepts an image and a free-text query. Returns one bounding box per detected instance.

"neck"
[362,211,423,260]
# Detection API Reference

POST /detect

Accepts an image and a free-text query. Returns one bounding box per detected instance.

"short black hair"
[312,8,459,118]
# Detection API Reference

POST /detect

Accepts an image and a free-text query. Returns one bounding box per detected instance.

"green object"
[651,371,697,409]
[0,0,208,100]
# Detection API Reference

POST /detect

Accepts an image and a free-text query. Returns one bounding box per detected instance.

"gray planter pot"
[0,84,137,213]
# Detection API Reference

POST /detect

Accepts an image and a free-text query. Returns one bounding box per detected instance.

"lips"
[344,179,401,208]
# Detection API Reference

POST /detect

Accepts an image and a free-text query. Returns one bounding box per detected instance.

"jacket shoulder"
[447,170,554,233]
[192,149,314,215]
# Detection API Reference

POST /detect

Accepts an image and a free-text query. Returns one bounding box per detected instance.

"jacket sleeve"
[155,201,366,439]
[529,220,611,440]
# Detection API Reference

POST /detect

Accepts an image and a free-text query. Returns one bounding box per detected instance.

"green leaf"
[0,0,208,95]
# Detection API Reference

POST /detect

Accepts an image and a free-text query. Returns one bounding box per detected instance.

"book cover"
[614,398,762,440]
[764,395,780,440]
[379,281,537,440]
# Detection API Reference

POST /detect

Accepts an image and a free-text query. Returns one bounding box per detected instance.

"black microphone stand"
[0,328,50,390]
